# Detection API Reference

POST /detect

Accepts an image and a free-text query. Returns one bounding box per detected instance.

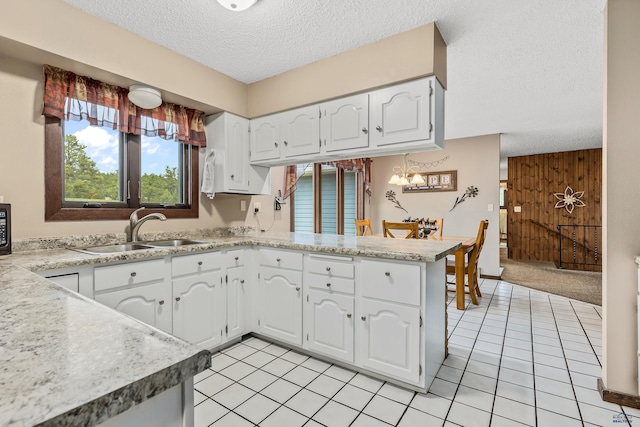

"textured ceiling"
[63,0,606,160]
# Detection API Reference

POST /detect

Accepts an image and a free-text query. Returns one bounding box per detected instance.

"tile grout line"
[547,294,587,427]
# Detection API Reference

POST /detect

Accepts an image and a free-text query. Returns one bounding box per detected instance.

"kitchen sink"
[72,243,155,255]
[144,239,210,247]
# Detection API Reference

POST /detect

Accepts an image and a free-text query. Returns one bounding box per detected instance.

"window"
[42,65,204,221]
[291,163,361,235]
[45,117,198,220]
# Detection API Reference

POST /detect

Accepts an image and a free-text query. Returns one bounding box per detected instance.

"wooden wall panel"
[506,149,602,271]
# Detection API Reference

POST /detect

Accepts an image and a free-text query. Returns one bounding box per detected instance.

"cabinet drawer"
[95,259,165,292]
[172,251,222,277]
[306,254,354,279]
[259,248,303,270]
[360,259,421,305]
[225,249,245,267]
[307,273,354,294]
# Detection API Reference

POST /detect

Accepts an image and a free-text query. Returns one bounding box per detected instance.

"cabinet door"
[250,115,281,162]
[280,106,321,158]
[258,266,303,346]
[95,282,172,334]
[369,78,432,148]
[305,290,354,363]
[226,114,250,191]
[358,299,421,384]
[321,94,369,152]
[226,265,245,341]
[173,272,224,349]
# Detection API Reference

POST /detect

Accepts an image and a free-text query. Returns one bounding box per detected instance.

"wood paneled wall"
[507,149,602,271]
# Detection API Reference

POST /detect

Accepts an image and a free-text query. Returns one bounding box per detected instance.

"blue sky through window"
[64,119,178,175]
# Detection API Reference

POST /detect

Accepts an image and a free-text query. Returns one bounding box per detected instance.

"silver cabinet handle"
[234,256,239,261]
[240,280,245,284]
[198,261,203,266]
[230,174,234,179]
[276,258,281,262]
[376,125,383,132]
[362,127,368,134]
[175,297,181,302]
[274,142,278,148]
[361,316,366,321]
[284,140,288,146]
[130,272,137,277]
[347,313,352,318]
[385,271,390,277]
[326,283,331,287]
[159,300,165,305]
[296,287,301,291]
[325,266,331,272]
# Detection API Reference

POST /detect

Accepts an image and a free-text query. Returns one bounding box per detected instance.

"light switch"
[488,204,494,212]
[514,206,522,212]
[240,200,246,212]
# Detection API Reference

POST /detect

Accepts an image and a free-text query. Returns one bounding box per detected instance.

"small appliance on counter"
[0,203,11,255]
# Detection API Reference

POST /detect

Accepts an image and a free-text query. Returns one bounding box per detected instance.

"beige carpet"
[499,248,602,306]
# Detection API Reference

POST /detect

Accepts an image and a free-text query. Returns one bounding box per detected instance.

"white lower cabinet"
[258,266,303,346]
[305,290,354,363]
[95,282,173,334]
[257,249,303,346]
[94,259,172,334]
[357,299,421,384]
[225,264,245,342]
[172,271,224,349]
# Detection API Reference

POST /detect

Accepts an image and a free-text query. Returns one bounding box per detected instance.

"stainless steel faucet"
[127,207,167,242]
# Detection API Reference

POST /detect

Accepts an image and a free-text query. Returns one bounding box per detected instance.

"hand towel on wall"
[201,149,216,199]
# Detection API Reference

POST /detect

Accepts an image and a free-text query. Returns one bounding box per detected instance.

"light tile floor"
[194,278,637,426]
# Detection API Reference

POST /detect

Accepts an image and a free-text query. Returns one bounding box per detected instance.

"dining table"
[427,235,478,310]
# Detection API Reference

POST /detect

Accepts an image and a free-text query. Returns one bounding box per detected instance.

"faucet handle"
[130,207,146,223]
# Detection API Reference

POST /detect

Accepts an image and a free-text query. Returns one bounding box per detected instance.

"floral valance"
[42,65,206,146]
[282,158,372,200]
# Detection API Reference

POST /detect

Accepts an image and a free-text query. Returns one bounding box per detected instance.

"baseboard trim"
[598,378,640,409]
[481,273,502,280]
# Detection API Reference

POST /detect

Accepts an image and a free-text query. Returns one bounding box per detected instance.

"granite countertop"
[0,231,459,426]
[8,232,460,273]
[0,266,210,426]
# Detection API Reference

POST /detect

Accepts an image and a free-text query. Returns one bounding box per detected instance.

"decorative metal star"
[553,186,586,214]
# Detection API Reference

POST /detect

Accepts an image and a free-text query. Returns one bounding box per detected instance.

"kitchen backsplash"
[11,226,256,252]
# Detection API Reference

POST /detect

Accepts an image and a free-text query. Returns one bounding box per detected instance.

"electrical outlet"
[488,204,494,212]
[253,202,262,213]
[240,200,247,212]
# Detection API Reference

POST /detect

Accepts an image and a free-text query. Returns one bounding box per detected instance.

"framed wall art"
[402,170,457,193]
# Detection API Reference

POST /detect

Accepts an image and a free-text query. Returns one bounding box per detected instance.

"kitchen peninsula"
[1,231,460,425]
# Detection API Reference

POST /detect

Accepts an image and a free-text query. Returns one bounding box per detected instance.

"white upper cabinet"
[320,94,369,152]
[280,105,321,158]
[369,78,434,149]
[205,112,270,195]
[249,114,282,162]
[249,76,444,167]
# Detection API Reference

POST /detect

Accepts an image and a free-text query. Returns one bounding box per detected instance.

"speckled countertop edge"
[0,265,211,426]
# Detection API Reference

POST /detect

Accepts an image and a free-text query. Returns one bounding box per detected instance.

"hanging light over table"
[388,154,425,186]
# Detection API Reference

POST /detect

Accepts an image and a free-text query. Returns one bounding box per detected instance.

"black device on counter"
[0,203,11,255]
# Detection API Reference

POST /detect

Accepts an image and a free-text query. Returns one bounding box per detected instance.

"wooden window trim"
[45,117,198,221]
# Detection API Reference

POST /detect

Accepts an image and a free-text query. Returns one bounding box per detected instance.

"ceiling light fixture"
[127,85,162,109]
[388,154,425,186]
[216,0,257,11]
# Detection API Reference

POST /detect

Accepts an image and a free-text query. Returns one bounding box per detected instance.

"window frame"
[45,117,199,221]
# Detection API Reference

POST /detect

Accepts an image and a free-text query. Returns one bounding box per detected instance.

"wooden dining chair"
[382,220,419,239]
[446,219,489,299]
[354,218,373,236]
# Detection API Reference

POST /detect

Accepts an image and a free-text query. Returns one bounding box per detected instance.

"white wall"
[602,0,640,396]
[369,134,501,277]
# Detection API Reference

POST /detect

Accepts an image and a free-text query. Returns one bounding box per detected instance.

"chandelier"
[388,154,425,186]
